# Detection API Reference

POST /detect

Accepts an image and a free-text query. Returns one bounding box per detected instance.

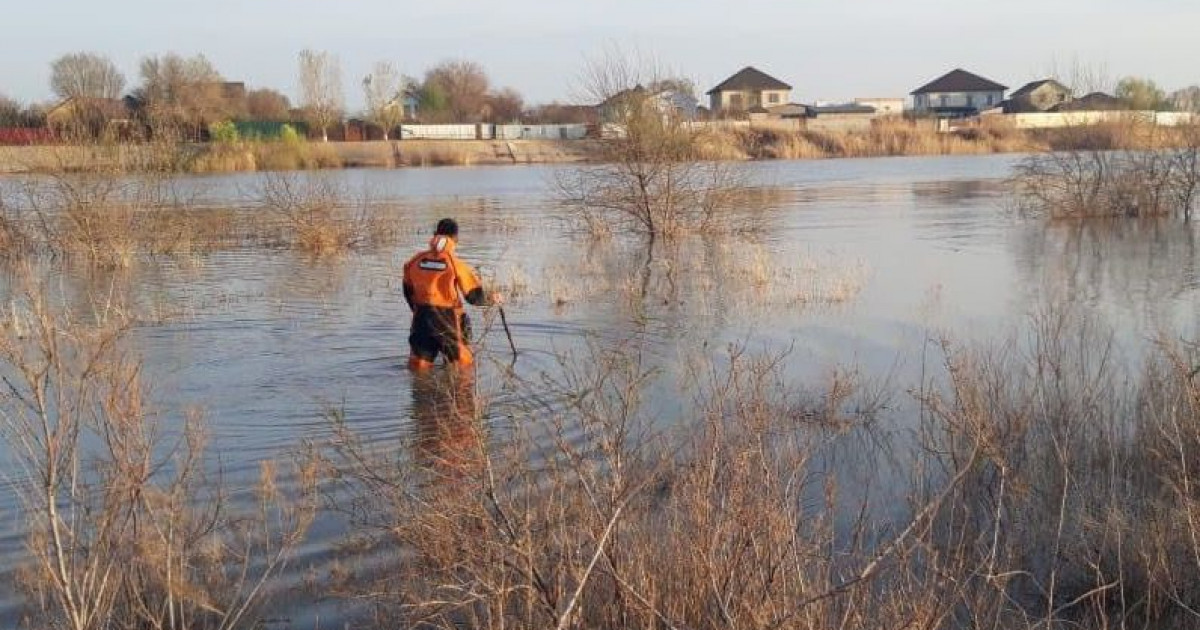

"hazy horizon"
[5,0,1199,110]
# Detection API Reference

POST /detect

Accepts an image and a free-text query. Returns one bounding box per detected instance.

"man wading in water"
[402,218,502,370]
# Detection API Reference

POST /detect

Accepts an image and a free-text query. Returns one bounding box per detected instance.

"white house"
[911,69,1007,117]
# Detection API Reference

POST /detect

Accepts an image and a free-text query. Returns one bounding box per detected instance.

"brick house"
[707,67,792,115]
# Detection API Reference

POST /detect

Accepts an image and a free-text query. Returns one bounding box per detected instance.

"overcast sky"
[4,0,1198,109]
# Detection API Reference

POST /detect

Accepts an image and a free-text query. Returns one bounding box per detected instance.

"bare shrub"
[256,172,380,255]
[914,311,1200,628]
[557,54,753,239]
[324,337,1005,630]
[1014,121,1200,219]
[13,138,223,266]
[0,271,317,630]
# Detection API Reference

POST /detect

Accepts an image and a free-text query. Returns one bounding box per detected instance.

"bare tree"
[486,87,524,123]
[0,95,46,127]
[298,49,343,142]
[362,61,404,140]
[558,50,748,239]
[246,88,292,121]
[1171,86,1200,113]
[49,52,125,101]
[423,59,489,122]
[136,53,224,135]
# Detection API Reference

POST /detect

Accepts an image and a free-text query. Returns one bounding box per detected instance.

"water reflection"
[410,368,484,482]
[1012,219,1200,331]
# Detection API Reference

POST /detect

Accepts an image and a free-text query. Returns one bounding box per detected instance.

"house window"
[729,93,744,110]
[987,94,995,106]
[768,93,780,104]
[938,95,948,107]
[967,95,975,107]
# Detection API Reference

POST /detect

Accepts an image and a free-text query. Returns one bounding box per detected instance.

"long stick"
[498,306,517,356]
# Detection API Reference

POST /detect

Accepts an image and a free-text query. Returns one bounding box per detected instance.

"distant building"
[853,97,905,117]
[45,97,133,137]
[807,103,878,132]
[1006,79,1073,112]
[598,85,698,123]
[911,69,1007,117]
[1051,92,1128,112]
[765,103,810,120]
[707,67,792,115]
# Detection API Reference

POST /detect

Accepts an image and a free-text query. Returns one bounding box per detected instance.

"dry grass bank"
[697,119,1037,161]
[696,119,1200,162]
[0,140,603,174]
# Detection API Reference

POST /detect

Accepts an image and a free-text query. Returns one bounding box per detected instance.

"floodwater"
[2,154,1199,627]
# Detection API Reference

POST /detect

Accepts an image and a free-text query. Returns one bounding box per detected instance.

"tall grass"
[701,119,1035,161]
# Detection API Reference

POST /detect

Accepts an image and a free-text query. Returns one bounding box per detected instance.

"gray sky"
[4,0,1198,109]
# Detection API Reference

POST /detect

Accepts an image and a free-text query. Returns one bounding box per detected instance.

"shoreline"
[0,120,1190,174]
[0,139,604,174]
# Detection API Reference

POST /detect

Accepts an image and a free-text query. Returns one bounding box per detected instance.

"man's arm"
[454,258,491,306]
[402,259,416,310]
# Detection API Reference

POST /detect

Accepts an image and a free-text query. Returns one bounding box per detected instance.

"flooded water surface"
[2,154,1199,627]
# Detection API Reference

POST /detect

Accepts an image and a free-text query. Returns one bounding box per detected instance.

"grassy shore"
[0,120,1195,174]
[0,139,603,174]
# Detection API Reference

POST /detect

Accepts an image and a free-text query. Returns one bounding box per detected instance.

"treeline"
[0,50,596,142]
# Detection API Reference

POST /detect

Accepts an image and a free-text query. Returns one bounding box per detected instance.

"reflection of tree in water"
[1011,219,1200,319]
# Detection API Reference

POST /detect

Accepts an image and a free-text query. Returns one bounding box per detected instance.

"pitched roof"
[598,84,648,108]
[1011,79,1070,98]
[707,67,791,95]
[1051,92,1127,112]
[811,103,876,115]
[911,69,1007,95]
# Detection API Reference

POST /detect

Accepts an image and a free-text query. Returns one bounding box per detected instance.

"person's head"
[434,218,459,239]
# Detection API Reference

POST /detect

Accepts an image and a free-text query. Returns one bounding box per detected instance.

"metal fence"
[397,124,590,141]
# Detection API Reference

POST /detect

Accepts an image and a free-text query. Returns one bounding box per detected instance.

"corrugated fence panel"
[402,124,589,140]
[399,124,483,140]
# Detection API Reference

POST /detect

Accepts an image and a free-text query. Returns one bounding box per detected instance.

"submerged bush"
[1013,124,1200,219]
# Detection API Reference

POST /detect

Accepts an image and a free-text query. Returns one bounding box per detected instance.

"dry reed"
[0,269,318,630]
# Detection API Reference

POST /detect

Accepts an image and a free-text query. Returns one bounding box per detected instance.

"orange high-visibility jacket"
[402,236,486,310]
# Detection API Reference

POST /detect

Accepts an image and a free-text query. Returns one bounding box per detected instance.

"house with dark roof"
[1006,79,1072,112]
[707,67,791,115]
[911,69,1007,117]
[1051,92,1127,112]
